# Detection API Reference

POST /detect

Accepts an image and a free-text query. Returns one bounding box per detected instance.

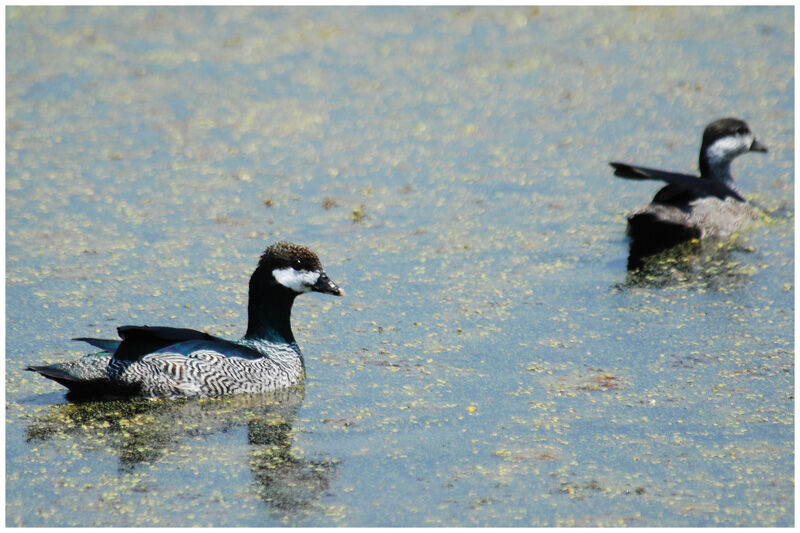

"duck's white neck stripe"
[273,268,319,293]
[704,135,752,183]
[706,135,751,165]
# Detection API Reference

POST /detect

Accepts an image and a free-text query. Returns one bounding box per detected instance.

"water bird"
[610,118,767,267]
[27,241,344,398]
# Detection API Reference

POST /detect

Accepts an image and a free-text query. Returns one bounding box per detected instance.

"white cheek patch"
[707,135,751,164]
[273,267,320,293]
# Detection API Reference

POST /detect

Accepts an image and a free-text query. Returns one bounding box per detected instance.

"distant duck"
[27,241,344,399]
[611,118,767,266]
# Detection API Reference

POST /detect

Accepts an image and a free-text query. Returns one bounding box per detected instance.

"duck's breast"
[686,197,759,238]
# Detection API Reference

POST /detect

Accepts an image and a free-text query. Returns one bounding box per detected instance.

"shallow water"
[6,6,794,527]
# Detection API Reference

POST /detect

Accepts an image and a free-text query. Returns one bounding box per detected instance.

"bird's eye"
[736,126,749,135]
[293,259,302,269]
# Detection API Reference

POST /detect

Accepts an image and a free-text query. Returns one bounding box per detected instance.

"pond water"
[6,6,794,527]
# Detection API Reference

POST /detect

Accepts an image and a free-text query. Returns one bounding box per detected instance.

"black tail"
[26,364,139,398]
[26,364,83,388]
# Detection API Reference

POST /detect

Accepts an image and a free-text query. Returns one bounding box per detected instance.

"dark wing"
[111,325,223,361]
[651,183,703,207]
[72,337,122,352]
[609,162,744,202]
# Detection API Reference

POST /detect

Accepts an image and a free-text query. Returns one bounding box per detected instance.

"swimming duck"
[27,241,344,398]
[610,118,767,264]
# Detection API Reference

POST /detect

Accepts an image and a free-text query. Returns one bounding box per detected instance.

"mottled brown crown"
[258,241,322,272]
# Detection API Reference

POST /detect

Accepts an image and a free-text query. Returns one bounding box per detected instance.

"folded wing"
[609,162,744,202]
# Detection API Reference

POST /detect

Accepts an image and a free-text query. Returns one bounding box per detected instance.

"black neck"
[244,272,297,344]
[699,148,732,183]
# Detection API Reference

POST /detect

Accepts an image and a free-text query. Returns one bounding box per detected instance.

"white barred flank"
[73,341,305,398]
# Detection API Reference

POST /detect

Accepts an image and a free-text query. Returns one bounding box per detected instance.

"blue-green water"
[6,6,793,526]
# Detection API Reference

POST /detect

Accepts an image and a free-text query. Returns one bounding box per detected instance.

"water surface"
[6,6,794,526]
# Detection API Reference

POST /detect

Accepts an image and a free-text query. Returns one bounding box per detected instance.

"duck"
[27,241,344,399]
[610,118,767,265]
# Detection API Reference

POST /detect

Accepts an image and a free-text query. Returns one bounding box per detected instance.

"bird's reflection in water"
[248,415,336,515]
[622,237,756,290]
[26,385,337,518]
